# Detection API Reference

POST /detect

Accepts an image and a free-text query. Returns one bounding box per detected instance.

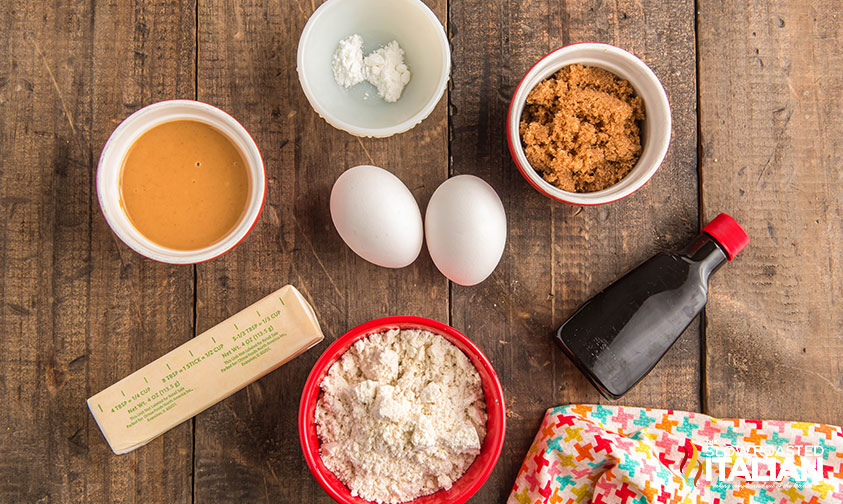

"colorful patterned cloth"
[508,405,843,504]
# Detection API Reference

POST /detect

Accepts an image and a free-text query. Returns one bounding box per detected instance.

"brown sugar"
[519,64,645,193]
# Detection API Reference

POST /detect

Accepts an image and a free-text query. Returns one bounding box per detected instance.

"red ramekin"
[507,43,672,205]
[299,316,506,504]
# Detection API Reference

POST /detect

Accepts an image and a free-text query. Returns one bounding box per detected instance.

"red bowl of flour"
[299,316,506,504]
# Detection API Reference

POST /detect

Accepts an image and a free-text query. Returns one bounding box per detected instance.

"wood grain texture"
[698,0,843,424]
[448,0,699,500]
[0,1,195,503]
[2,0,841,502]
[193,0,448,501]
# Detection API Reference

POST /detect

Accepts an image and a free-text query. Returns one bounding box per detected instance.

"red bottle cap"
[703,213,749,260]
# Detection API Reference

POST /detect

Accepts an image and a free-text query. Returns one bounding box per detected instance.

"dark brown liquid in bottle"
[555,235,728,399]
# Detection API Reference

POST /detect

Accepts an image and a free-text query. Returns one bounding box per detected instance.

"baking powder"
[331,35,412,103]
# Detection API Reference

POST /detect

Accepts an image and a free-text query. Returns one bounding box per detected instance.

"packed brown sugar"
[519,64,645,193]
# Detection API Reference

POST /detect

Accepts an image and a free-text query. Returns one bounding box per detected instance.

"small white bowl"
[97,100,266,264]
[297,0,450,138]
[507,43,671,205]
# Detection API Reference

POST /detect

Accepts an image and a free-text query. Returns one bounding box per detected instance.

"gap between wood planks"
[192,2,200,502]
[692,0,710,417]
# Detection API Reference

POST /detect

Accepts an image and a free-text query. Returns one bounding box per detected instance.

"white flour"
[315,328,487,503]
[331,35,412,103]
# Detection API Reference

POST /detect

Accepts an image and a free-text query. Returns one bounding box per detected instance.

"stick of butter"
[87,285,324,454]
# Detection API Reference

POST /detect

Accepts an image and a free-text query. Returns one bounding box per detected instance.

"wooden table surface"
[1,0,841,502]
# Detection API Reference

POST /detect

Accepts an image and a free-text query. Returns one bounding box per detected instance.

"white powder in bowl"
[331,35,412,103]
[331,34,367,88]
[363,41,411,103]
[315,328,487,503]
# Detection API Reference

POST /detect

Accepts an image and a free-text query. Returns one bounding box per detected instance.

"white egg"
[425,175,507,286]
[330,165,423,268]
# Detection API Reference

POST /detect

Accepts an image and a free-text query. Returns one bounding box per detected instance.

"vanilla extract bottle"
[555,213,749,399]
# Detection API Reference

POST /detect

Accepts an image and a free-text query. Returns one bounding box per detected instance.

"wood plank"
[448,0,699,500]
[193,0,448,501]
[0,1,196,502]
[699,0,843,424]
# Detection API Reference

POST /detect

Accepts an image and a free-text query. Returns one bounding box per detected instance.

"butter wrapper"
[88,285,324,454]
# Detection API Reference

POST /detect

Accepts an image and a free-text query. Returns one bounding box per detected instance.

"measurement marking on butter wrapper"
[278,296,285,306]
[84,285,323,454]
